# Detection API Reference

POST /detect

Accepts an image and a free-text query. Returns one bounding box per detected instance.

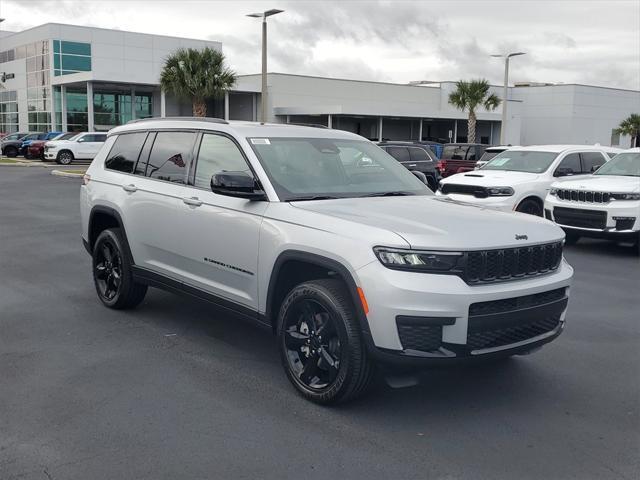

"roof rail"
[126,116,229,125]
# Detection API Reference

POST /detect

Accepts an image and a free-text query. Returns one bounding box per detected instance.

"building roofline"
[3,22,221,44]
[514,82,640,94]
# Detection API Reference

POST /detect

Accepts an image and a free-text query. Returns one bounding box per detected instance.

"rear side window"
[105,132,148,173]
[408,147,430,162]
[145,131,196,183]
[386,146,411,162]
[580,152,606,173]
[194,134,250,189]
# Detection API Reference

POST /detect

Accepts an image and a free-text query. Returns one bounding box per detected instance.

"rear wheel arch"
[88,207,134,263]
[265,251,370,336]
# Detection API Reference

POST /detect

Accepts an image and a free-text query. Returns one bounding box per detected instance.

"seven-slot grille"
[463,242,563,284]
[556,189,611,203]
[553,207,607,229]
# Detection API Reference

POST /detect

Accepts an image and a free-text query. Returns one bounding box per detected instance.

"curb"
[51,169,85,178]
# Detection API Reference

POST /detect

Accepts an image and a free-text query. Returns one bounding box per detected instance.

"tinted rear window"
[105,132,148,173]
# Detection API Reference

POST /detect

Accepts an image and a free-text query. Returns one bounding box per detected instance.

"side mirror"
[591,164,602,173]
[554,167,574,177]
[411,170,428,184]
[211,171,266,201]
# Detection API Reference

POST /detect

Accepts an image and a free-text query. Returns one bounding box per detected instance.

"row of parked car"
[0,131,107,164]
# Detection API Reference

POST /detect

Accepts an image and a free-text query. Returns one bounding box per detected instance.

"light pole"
[247,8,284,124]
[491,52,526,144]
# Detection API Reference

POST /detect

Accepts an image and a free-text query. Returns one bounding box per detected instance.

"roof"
[109,118,365,140]
[508,144,621,153]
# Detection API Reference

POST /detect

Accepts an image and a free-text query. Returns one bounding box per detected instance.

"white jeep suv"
[80,118,574,404]
[545,149,640,251]
[44,132,107,164]
[437,145,613,216]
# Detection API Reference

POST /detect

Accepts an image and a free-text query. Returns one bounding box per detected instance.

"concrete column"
[453,120,458,142]
[490,122,494,144]
[86,81,94,132]
[286,115,290,124]
[131,87,136,121]
[61,85,67,132]
[328,114,332,129]
[418,119,423,141]
[224,91,230,120]
[160,90,166,118]
[378,117,383,142]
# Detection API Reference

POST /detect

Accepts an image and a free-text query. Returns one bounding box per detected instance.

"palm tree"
[448,79,501,143]
[614,113,640,148]
[160,47,236,117]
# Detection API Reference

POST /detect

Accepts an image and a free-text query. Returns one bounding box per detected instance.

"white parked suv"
[80,118,574,404]
[44,132,107,164]
[437,145,614,216]
[545,148,640,251]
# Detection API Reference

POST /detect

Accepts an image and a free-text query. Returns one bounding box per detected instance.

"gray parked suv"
[81,118,573,404]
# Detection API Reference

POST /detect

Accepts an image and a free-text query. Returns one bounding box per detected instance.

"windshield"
[478,150,504,162]
[66,133,82,142]
[594,152,640,177]
[483,150,559,173]
[56,133,76,141]
[248,137,430,201]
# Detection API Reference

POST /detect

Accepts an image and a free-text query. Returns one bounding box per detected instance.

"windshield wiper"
[289,195,340,202]
[360,191,416,198]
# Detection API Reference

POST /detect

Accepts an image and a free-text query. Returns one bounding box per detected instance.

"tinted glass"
[105,132,147,173]
[249,137,428,201]
[442,145,468,160]
[479,150,502,162]
[467,148,477,161]
[408,147,430,161]
[195,134,250,189]
[146,131,196,183]
[557,153,581,174]
[580,152,606,172]
[483,150,559,173]
[386,146,411,162]
[594,152,640,177]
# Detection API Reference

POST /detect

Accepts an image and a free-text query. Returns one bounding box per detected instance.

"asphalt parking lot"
[1,168,638,480]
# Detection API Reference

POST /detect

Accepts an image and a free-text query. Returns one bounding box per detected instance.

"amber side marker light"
[357,287,369,315]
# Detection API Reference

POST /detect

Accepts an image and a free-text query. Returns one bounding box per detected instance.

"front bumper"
[44,149,58,160]
[356,258,573,364]
[545,196,640,238]
[435,191,517,212]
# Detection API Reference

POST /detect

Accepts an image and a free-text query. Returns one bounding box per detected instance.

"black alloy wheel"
[516,198,543,216]
[283,298,342,390]
[94,238,123,302]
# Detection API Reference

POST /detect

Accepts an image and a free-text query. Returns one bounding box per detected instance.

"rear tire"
[516,198,543,216]
[92,228,147,309]
[278,278,374,404]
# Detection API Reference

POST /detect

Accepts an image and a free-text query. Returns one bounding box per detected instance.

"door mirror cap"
[210,171,267,201]
[554,167,575,177]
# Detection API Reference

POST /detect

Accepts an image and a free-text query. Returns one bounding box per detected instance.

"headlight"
[549,188,558,196]
[374,247,462,272]
[486,186,514,197]
[611,193,640,201]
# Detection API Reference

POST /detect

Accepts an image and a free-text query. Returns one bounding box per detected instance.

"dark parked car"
[21,131,64,157]
[377,142,440,190]
[1,132,30,157]
[437,143,488,178]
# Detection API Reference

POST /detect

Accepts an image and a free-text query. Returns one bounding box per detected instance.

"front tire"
[92,228,147,309]
[516,198,543,216]
[278,279,374,404]
[56,150,74,165]
[4,146,18,158]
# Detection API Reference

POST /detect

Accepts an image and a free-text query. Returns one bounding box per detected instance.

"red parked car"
[436,143,488,178]
[27,133,76,160]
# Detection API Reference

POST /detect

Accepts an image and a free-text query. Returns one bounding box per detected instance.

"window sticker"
[251,138,271,145]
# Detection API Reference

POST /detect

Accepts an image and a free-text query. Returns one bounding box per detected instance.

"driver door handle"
[122,184,137,193]
[182,197,203,207]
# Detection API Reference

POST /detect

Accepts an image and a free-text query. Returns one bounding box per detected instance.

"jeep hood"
[442,170,540,186]
[291,195,563,250]
[552,175,640,193]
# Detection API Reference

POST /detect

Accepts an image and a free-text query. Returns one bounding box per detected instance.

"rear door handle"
[122,184,137,193]
[407,163,417,168]
[182,197,203,207]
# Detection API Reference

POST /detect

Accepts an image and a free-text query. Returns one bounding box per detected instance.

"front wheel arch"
[515,196,544,216]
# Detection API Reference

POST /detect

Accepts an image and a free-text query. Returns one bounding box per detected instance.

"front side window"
[556,153,581,174]
[145,131,196,183]
[105,132,148,173]
[194,134,251,189]
[594,152,640,177]
[580,152,607,173]
[483,150,560,173]
[248,137,428,201]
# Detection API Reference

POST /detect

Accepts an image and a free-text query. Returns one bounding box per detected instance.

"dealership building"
[1,23,638,147]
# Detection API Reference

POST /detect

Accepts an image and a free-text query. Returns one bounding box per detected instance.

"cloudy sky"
[1,0,639,89]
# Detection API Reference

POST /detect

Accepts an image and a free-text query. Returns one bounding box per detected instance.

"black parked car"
[1,132,31,157]
[377,141,440,191]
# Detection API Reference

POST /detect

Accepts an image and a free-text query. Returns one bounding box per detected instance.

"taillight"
[436,160,447,172]
[82,174,91,185]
